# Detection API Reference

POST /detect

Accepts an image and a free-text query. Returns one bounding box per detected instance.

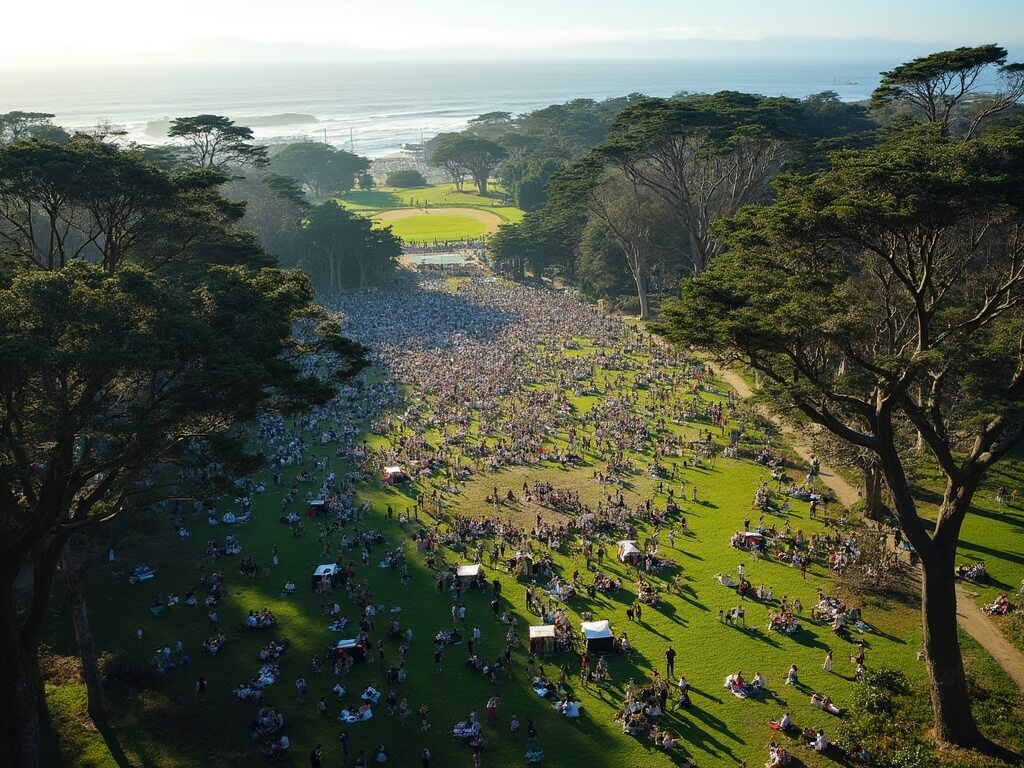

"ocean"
[1,59,921,158]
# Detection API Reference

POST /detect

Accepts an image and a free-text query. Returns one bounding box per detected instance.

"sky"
[3,0,1023,68]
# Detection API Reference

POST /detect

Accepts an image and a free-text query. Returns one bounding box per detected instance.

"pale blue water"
[0,59,940,157]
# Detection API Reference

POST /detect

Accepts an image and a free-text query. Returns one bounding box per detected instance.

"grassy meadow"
[42,328,1024,768]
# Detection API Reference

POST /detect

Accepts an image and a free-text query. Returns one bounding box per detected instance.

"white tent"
[383,466,407,483]
[529,624,556,654]
[617,540,642,564]
[456,563,483,587]
[312,563,338,589]
[581,620,614,652]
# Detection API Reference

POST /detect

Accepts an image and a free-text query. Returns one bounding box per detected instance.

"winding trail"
[713,364,1024,693]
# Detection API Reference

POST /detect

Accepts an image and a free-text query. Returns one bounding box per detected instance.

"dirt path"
[713,365,860,507]
[713,363,1024,693]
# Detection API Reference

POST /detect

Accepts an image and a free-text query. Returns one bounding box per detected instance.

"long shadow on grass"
[97,723,135,768]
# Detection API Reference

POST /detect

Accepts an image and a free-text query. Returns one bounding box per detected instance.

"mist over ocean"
[0,58,924,157]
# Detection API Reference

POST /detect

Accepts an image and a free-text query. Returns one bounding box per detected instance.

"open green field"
[339,183,524,243]
[42,307,1024,768]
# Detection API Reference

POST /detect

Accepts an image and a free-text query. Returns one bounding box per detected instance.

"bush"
[386,169,426,188]
[100,650,163,690]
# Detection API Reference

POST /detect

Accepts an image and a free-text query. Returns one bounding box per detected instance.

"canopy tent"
[334,638,366,661]
[617,540,642,564]
[382,466,407,484]
[308,499,326,517]
[458,565,485,581]
[312,563,338,590]
[739,531,766,551]
[581,620,614,653]
[529,624,556,655]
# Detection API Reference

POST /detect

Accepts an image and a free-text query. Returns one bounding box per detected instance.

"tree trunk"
[862,463,885,521]
[61,543,109,728]
[0,576,43,768]
[633,266,650,320]
[921,559,981,746]
[477,176,488,196]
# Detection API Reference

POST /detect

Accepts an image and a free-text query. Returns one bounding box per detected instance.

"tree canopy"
[271,141,369,198]
[430,134,506,195]
[168,114,269,169]
[871,44,1024,138]
[386,169,426,188]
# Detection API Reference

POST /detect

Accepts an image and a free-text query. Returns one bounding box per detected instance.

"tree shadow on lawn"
[671,704,746,747]
[657,601,689,627]
[789,628,830,652]
[957,538,1024,567]
[727,625,783,649]
[673,589,710,612]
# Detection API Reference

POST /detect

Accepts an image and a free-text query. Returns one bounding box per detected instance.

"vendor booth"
[383,466,408,485]
[456,564,484,588]
[739,531,766,552]
[334,638,366,661]
[529,624,556,655]
[312,563,338,590]
[308,499,325,517]
[581,620,614,653]
[617,540,643,565]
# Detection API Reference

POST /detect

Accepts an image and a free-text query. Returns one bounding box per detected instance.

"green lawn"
[342,183,507,210]
[375,214,491,243]
[339,183,523,243]
[43,331,1024,768]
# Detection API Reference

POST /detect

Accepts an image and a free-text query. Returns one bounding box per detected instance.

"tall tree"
[223,172,308,263]
[297,201,400,291]
[598,94,793,276]
[168,114,268,169]
[657,124,1024,747]
[581,168,679,320]
[271,142,369,199]
[0,261,366,768]
[871,44,1024,139]
[430,134,506,195]
[0,112,63,145]
[428,133,469,191]
[0,140,269,274]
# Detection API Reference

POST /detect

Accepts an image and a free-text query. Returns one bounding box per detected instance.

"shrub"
[100,650,163,690]
[386,169,426,188]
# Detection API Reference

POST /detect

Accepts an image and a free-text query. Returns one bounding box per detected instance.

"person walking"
[310,744,323,768]
[665,646,677,678]
[823,649,833,673]
[195,675,207,703]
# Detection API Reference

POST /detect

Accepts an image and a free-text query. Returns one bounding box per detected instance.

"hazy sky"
[4,0,1023,67]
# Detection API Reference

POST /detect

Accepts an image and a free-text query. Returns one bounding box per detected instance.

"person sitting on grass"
[785,664,798,685]
[283,580,296,596]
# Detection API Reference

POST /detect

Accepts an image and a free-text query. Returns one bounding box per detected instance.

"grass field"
[339,183,524,244]
[42,311,1024,768]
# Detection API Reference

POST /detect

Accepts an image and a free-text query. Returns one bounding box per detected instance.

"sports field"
[340,183,524,244]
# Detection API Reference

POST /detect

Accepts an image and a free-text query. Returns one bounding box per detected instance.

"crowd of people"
[141,275,900,767]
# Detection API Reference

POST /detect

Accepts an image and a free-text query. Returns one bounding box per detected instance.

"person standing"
[195,675,207,703]
[272,544,279,567]
[310,744,323,768]
[665,646,677,678]
[823,649,833,673]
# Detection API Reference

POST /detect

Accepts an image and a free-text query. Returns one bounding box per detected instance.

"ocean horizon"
[0,58,976,157]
